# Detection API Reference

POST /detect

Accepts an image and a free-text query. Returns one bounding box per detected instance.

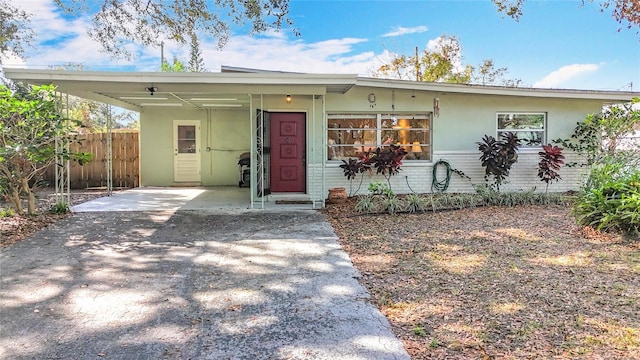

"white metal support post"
[106,104,113,195]
[54,92,70,206]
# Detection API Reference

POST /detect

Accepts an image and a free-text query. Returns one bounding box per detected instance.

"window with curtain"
[327,113,431,161]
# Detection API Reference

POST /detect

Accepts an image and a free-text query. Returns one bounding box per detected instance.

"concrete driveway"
[0,210,409,359]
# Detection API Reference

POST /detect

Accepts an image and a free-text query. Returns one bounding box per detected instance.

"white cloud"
[533,64,600,88]
[382,26,428,37]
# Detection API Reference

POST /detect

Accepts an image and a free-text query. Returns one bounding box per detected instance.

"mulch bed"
[322,198,640,359]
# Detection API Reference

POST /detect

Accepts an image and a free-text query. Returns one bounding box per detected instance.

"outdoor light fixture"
[146,86,158,95]
[433,97,440,117]
[285,94,292,104]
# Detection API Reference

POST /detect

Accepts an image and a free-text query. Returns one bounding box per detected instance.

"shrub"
[477,132,521,191]
[538,144,565,193]
[339,145,407,195]
[368,181,394,197]
[49,202,70,214]
[382,194,403,214]
[355,195,376,213]
[475,185,568,207]
[573,160,640,235]
[0,207,16,218]
[339,157,370,197]
[405,193,428,213]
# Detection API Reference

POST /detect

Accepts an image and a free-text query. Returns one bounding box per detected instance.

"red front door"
[270,113,306,192]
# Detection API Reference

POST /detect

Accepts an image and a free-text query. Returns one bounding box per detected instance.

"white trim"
[5,68,638,101]
[496,112,546,147]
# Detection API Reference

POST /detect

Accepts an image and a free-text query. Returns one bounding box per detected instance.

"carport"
[5,68,358,211]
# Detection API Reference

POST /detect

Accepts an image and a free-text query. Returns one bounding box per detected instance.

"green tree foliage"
[188,34,207,72]
[554,98,640,167]
[161,57,186,72]
[0,0,34,63]
[555,98,640,235]
[53,0,298,59]
[0,84,92,214]
[373,35,521,86]
[493,0,640,33]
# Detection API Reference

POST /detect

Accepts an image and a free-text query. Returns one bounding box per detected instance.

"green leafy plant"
[477,132,521,191]
[0,83,92,214]
[49,201,70,214]
[538,144,565,193]
[553,99,640,167]
[573,159,640,235]
[405,193,427,213]
[368,181,394,197]
[475,185,567,207]
[355,195,376,213]
[382,194,403,214]
[0,207,16,218]
[413,326,427,338]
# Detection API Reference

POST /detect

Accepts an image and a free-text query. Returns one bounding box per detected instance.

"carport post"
[54,92,70,207]
[106,104,113,195]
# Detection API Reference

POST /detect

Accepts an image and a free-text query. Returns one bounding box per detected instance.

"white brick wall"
[315,150,587,198]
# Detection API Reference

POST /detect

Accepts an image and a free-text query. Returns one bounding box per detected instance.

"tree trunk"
[21,178,36,215]
[9,188,23,214]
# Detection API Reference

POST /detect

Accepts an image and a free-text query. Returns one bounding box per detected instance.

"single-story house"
[5,67,638,208]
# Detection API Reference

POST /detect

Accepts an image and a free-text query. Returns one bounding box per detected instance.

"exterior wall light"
[433,97,440,117]
[285,94,292,104]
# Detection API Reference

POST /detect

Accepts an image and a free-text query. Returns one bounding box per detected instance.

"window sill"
[325,160,434,167]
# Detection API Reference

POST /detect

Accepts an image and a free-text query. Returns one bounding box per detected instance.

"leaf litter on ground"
[322,198,639,359]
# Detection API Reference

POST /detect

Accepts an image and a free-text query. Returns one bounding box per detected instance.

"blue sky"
[2,0,639,91]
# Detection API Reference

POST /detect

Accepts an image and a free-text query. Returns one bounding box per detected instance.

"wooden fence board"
[43,131,140,189]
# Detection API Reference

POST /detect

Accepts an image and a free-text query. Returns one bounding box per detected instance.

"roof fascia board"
[356,77,639,101]
[4,68,358,86]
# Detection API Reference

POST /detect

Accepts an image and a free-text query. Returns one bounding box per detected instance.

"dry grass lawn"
[323,200,640,359]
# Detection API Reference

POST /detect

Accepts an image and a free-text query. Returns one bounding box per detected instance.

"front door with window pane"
[173,120,201,183]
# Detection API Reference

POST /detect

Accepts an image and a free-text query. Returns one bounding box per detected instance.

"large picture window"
[497,112,546,147]
[327,114,431,161]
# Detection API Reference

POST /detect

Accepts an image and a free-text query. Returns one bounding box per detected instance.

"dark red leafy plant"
[477,132,521,191]
[339,145,407,194]
[538,144,565,192]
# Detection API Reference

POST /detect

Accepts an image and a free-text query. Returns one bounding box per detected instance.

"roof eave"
[356,77,640,101]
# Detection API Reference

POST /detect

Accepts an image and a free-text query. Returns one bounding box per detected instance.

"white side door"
[173,120,201,183]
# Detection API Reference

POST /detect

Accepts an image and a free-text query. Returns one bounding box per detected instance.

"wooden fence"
[43,131,140,189]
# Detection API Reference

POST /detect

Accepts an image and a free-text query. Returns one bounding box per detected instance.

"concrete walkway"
[0,210,409,359]
[71,187,316,213]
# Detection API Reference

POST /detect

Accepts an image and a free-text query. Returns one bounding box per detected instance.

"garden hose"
[431,159,452,192]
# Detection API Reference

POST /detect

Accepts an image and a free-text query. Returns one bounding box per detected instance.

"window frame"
[496,112,547,148]
[327,113,432,162]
